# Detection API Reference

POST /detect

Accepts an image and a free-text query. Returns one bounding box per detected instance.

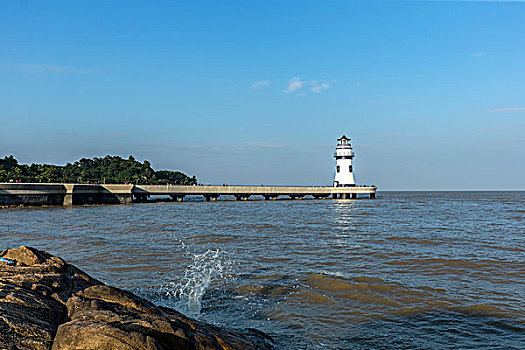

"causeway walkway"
[134,184,377,201]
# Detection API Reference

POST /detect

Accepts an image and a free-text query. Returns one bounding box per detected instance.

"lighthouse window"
[349,165,353,172]
[336,166,340,173]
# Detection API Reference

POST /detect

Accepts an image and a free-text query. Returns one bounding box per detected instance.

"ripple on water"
[385,236,442,245]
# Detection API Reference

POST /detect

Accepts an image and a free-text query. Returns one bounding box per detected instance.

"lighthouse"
[333,134,356,187]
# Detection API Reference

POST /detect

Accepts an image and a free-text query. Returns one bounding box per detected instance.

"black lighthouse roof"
[337,134,351,142]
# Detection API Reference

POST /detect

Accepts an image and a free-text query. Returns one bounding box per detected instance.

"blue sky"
[1,1,524,190]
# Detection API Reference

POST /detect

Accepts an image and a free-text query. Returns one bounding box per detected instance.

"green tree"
[0,155,197,185]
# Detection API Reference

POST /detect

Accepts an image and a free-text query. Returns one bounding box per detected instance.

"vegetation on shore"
[0,155,197,185]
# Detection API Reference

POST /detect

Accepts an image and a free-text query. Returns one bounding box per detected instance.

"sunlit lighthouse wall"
[333,135,356,187]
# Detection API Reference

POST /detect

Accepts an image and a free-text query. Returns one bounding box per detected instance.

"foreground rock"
[0,246,273,350]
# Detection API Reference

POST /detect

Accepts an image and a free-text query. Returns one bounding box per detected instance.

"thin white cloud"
[311,82,330,94]
[15,64,89,73]
[283,77,331,95]
[284,77,304,93]
[251,80,270,89]
[53,131,130,141]
[244,142,284,149]
[491,107,525,113]
[227,80,237,90]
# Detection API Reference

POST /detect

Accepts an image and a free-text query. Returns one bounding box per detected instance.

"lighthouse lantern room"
[333,134,356,187]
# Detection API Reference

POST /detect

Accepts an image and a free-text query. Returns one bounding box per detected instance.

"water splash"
[166,249,231,319]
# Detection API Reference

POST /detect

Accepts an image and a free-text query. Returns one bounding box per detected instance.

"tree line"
[0,155,197,185]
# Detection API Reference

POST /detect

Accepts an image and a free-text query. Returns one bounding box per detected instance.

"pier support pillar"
[204,195,211,201]
[341,193,349,200]
[170,195,185,202]
[352,193,357,199]
[370,193,376,199]
[63,184,74,206]
[135,195,148,203]
[116,194,133,204]
[63,194,73,206]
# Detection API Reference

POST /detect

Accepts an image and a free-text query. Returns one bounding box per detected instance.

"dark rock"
[0,246,273,350]
[0,246,103,350]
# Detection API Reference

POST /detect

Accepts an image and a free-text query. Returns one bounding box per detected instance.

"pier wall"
[0,184,66,206]
[0,184,133,207]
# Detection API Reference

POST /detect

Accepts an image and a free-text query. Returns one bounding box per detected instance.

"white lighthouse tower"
[333,134,356,187]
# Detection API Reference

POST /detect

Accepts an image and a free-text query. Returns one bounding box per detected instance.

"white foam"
[166,249,231,319]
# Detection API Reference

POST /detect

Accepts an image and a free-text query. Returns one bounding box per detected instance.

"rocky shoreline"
[0,246,273,350]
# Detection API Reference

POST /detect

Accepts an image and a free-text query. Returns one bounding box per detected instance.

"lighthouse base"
[333,182,357,187]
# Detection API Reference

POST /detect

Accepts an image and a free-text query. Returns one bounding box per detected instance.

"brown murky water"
[1,192,524,349]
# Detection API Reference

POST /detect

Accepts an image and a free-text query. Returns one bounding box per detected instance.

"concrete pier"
[133,185,376,201]
[0,183,377,207]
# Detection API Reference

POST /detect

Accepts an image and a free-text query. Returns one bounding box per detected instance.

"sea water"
[1,191,524,349]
